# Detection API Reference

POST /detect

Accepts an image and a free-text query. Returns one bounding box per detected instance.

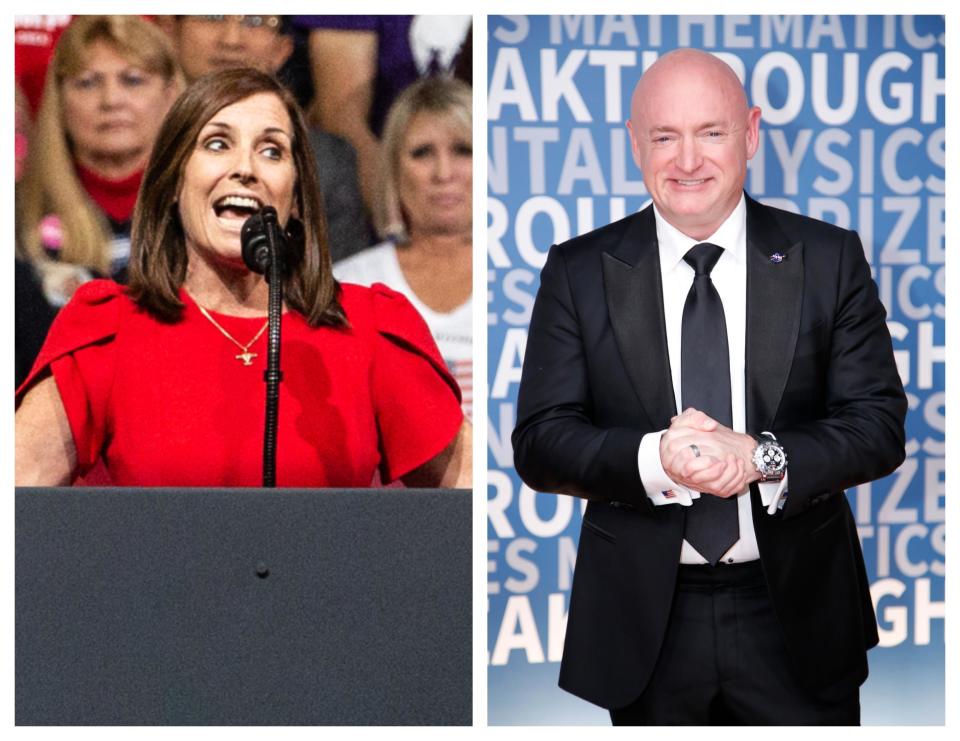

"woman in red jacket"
[16,68,470,489]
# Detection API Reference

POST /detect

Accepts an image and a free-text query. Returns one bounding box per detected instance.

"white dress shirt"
[636,195,787,565]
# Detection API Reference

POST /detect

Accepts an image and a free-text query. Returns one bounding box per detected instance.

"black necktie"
[680,243,738,564]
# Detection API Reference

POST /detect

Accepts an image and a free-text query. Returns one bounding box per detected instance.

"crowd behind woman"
[15,15,473,488]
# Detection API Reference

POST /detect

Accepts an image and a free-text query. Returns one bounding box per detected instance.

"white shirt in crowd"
[334,242,473,419]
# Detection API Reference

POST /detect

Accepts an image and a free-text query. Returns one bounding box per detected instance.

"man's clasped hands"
[659,408,763,498]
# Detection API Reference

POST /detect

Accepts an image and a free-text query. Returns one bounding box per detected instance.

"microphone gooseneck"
[240,207,286,487]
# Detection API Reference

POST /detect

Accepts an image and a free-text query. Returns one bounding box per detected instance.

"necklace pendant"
[236,351,257,366]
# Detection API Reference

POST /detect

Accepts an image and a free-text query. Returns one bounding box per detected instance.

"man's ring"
[689,444,701,458]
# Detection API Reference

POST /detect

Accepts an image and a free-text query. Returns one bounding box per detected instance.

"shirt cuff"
[638,431,696,506]
[759,472,789,515]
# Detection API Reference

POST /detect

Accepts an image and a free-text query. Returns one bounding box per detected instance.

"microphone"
[239,205,307,487]
[241,206,305,280]
[240,206,276,275]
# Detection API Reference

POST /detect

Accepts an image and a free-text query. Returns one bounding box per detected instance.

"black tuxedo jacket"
[512,195,907,710]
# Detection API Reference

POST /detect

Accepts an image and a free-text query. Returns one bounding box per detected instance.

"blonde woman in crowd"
[334,77,473,417]
[17,15,182,305]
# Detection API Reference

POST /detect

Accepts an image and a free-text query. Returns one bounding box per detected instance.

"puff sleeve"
[16,280,124,475]
[368,284,464,482]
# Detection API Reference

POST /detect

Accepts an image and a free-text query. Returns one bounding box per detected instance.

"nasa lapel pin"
[770,252,786,264]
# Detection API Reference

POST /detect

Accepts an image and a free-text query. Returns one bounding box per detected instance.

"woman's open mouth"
[213,195,262,227]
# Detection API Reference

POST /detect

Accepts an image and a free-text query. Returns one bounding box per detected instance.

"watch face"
[754,441,786,478]
[763,446,784,468]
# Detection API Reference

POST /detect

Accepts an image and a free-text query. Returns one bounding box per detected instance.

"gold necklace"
[196,303,269,366]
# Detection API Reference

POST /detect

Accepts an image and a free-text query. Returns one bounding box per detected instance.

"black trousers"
[609,561,860,726]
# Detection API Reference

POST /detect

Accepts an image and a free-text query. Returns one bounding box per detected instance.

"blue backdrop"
[487,15,945,725]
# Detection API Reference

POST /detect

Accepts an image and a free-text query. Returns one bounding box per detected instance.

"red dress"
[17,280,463,487]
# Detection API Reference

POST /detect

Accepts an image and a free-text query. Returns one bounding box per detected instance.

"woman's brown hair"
[127,67,345,328]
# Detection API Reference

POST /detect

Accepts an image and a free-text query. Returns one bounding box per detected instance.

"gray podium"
[16,488,471,725]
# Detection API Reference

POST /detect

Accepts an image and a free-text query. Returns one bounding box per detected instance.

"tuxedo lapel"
[602,206,677,428]
[745,196,804,432]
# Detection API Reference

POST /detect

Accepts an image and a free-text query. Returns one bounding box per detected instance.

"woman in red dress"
[15,68,470,489]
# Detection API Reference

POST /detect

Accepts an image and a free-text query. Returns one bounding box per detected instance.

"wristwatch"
[751,432,787,482]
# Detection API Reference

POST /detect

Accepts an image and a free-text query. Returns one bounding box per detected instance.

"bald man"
[512,49,906,725]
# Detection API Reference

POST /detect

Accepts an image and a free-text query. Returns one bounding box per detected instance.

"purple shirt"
[292,15,469,136]
[292,15,417,136]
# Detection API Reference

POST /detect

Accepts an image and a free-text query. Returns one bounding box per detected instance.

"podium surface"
[16,487,471,725]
